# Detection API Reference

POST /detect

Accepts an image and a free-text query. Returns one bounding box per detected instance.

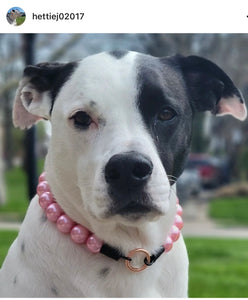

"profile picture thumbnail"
[6,7,26,26]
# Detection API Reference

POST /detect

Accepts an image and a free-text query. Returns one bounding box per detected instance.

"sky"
[7,7,25,14]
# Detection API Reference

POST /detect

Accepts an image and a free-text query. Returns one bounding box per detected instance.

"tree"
[22,34,38,200]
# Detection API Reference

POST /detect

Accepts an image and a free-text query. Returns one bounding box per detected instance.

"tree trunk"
[22,34,38,201]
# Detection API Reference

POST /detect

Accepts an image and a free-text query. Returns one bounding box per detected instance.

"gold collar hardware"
[125,248,151,272]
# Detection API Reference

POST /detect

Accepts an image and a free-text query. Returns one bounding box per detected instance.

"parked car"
[186,153,230,188]
[177,168,202,201]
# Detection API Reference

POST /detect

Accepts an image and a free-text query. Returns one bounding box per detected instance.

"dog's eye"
[157,108,177,121]
[70,111,92,129]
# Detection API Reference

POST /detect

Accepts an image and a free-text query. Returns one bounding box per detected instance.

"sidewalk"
[182,197,248,238]
[0,222,21,231]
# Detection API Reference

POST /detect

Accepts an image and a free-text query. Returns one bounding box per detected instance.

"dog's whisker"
[167,175,178,185]
[168,177,177,182]
[167,175,178,180]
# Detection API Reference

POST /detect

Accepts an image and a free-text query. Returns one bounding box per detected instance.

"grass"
[185,237,248,297]
[1,233,248,297]
[16,16,25,25]
[0,230,18,266]
[0,161,44,222]
[209,197,248,226]
[0,167,28,221]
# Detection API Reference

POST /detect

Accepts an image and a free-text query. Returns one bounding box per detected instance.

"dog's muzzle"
[105,151,155,216]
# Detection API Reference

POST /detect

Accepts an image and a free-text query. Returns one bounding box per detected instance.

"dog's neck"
[37,172,183,272]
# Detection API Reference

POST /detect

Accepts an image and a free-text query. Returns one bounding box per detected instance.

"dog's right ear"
[13,62,77,129]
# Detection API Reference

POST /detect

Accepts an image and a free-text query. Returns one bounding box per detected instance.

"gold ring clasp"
[125,248,151,272]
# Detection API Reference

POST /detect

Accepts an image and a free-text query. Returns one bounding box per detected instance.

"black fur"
[170,55,245,112]
[108,50,128,59]
[21,241,25,253]
[40,213,47,223]
[136,54,193,181]
[13,276,17,285]
[136,53,243,181]
[24,62,78,114]
[51,285,58,296]
[98,267,110,278]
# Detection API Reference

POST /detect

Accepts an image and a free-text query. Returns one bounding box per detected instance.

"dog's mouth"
[107,200,164,222]
[116,202,160,215]
[102,189,165,222]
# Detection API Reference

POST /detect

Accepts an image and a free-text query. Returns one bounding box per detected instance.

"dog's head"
[13,51,247,226]
[8,9,22,22]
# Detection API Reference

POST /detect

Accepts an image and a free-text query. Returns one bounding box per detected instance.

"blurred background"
[0,33,248,297]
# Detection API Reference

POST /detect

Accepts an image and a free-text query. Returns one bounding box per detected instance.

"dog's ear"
[13,62,77,129]
[174,55,247,121]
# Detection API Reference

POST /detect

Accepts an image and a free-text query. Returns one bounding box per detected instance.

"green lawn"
[0,167,28,221]
[0,161,44,222]
[1,232,248,297]
[209,197,248,226]
[0,230,18,266]
[185,237,248,297]
[16,16,25,26]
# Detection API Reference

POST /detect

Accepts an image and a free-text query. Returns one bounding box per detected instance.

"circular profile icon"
[6,7,26,26]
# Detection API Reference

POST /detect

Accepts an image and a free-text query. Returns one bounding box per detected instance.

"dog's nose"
[105,151,153,190]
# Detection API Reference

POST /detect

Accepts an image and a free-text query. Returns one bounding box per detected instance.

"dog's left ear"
[13,62,77,129]
[175,55,247,121]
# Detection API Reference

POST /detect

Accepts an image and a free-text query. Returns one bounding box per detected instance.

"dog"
[6,9,23,26]
[0,50,246,297]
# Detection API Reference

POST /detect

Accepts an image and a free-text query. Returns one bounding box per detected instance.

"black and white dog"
[6,9,22,26]
[0,51,246,297]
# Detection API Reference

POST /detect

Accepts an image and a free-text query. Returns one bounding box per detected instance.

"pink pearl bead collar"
[37,172,183,267]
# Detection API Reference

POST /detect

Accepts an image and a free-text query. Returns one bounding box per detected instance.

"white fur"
[0,52,189,297]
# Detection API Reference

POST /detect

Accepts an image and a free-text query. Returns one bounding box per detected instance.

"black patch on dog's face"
[136,55,193,181]
[108,50,128,59]
[136,53,245,181]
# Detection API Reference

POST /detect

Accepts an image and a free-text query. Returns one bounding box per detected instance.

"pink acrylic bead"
[46,202,63,222]
[86,234,103,253]
[176,197,179,204]
[37,181,51,196]
[170,225,180,242]
[174,214,184,230]
[70,225,89,244]
[39,172,47,183]
[38,192,54,210]
[176,204,183,216]
[163,236,173,252]
[57,214,75,233]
